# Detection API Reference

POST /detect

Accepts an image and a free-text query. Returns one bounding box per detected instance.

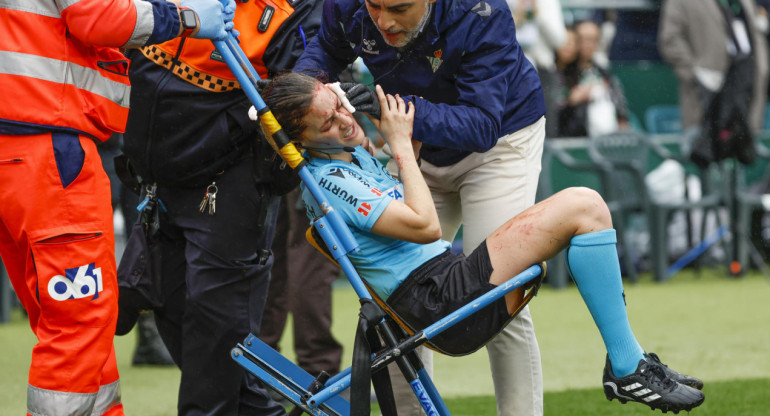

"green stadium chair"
[587,131,725,281]
[539,139,638,283]
[644,105,683,134]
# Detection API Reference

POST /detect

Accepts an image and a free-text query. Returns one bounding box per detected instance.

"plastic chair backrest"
[645,105,682,134]
[588,131,651,209]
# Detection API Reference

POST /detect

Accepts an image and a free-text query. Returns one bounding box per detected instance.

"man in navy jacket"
[295,0,547,414]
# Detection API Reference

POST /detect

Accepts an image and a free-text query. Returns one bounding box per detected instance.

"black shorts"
[385,241,511,356]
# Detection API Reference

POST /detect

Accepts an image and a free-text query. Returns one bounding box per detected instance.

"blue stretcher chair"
[212,28,545,416]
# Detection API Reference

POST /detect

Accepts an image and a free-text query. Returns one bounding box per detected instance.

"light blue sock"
[567,229,645,377]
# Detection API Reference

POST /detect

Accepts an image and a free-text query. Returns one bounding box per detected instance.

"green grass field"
[1,268,769,415]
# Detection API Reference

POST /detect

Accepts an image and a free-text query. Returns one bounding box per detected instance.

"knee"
[563,187,612,227]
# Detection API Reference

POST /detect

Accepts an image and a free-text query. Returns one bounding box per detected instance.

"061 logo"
[47,263,103,301]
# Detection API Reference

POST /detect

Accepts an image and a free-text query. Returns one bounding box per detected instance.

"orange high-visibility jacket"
[0,0,180,141]
[145,0,298,90]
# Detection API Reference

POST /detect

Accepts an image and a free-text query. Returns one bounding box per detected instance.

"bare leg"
[484,187,611,311]
[486,186,649,379]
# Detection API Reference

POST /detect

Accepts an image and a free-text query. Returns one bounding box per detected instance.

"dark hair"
[262,72,321,141]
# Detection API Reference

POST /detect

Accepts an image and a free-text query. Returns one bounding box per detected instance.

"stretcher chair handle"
[211,36,304,169]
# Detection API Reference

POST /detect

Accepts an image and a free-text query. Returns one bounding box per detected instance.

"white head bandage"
[327,82,356,114]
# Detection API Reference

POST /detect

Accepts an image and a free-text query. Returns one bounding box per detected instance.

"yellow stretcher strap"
[259,111,304,169]
[260,110,283,135]
[279,143,304,169]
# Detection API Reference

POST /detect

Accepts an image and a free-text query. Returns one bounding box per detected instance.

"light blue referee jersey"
[301,146,450,299]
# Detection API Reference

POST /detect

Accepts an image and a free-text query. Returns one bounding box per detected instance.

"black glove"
[339,83,381,119]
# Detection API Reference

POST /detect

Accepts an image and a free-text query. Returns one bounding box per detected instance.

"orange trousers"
[0,133,123,416]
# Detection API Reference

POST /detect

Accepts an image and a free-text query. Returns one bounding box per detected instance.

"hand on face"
[375,85,414,155]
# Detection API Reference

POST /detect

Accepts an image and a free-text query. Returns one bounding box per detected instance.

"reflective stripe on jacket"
[148,0,298,89]
[27,380,121,416]
[0,0,179,140]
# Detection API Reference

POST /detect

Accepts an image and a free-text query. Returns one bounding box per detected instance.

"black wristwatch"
[179,7,198,37]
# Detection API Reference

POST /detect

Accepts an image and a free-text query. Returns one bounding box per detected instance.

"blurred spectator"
[506,0,567,138]
[592,9,617,68]
[609,5,664,62]
[555,28,579,82]
[756,0,770,36]
[558,20,630,137]
[563,8,616,67]
[547,27,578,137]
[506,0,567,72]
[658,0,769,131]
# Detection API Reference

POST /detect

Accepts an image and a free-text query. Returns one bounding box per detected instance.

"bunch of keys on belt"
[199,182,218,215]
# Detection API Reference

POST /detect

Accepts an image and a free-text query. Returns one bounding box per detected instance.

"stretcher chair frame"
[212,31,544,416]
